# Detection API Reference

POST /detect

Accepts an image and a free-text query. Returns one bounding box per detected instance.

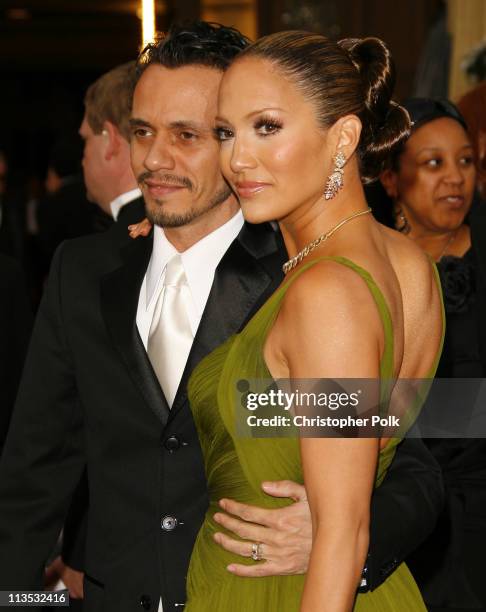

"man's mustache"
[137,171,193,192]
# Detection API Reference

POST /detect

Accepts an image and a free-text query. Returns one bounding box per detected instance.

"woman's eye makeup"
[213,126,234,141]
[213,115,283,141]
[254,115,283,136]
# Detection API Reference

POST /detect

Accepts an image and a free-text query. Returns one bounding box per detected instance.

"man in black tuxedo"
[0,22,443,612]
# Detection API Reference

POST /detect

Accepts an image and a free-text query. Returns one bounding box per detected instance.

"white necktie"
[148,254,194,407]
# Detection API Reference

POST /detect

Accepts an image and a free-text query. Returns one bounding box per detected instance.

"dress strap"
[429,259,446,378]
[272,256,395,379]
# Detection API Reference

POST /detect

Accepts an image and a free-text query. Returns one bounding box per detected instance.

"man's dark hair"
[136,20,250,77]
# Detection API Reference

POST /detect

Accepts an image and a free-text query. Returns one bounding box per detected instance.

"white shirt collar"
[146,210,245,313]
[109,188,142,220]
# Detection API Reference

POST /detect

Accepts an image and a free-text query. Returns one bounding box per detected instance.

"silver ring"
[251,542,263,561]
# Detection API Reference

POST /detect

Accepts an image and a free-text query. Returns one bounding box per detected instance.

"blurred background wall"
[1,0,484,190]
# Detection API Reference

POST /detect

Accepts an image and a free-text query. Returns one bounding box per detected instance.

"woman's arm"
[272,261,384,611]
[299,438,377,611]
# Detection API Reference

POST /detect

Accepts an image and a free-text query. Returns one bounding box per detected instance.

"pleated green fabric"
[185,256,444,611]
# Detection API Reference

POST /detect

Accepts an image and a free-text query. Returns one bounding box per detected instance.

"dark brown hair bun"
[339,37,411,182]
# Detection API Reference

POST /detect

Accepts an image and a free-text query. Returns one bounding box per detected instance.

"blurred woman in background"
[380,98,486,612]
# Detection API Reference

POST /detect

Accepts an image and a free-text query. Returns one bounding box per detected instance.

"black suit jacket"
[36,176,99,274]
[0,214,443,611]
[60,197,147,573]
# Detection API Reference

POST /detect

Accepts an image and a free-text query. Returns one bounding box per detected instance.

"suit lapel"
[100,231,171,426]
[170,222,286,415]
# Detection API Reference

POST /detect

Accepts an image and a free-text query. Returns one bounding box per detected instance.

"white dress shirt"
[109,188,142,221]
[136,210,244,350]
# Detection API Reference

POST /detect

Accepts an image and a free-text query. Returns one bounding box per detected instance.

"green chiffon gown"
[185,256,444,611]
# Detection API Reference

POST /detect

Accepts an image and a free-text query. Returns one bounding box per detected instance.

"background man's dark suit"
[36,175,105,279]
[0,209,443,611]
[0,253,32,453]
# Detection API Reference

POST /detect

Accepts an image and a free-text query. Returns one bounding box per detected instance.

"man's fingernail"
[261,481,272,491]
[213,513,221,523]
[227,565,236,572]
[219,499,227,509]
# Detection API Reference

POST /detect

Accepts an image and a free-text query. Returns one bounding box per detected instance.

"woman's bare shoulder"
[273,258,383,378]
[283,257,375,302]
[279,257,383,334]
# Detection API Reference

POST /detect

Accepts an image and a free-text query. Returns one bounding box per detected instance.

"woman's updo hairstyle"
[236,31,411,183]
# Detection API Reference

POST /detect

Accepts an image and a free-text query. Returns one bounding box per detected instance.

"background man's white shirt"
[109,187,142,220]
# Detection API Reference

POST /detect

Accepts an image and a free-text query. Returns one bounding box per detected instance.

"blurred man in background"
[79,61,144,227]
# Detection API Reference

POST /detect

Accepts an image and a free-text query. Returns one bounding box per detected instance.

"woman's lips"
[234,181,270,198]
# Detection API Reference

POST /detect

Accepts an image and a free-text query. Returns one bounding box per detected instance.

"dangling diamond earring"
[324,150,346,200]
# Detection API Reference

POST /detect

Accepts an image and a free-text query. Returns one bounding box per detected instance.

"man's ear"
[380,168,399,199]
[101,121,122,161]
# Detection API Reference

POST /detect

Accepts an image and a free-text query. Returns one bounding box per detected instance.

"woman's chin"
[239,203,275,225]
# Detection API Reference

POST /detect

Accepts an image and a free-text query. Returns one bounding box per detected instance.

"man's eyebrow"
[129,118,210,133]
[129,117,154,129]
[168,120,209,132]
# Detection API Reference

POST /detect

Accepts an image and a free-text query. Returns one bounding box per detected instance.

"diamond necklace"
[282,207,372,274]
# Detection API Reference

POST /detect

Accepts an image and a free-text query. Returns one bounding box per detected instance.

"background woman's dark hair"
[137,20,250,77]
[237,31,411,183]
[387,98,469,172]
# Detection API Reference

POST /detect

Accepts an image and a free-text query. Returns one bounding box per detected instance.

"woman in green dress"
[185,32,445,611]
